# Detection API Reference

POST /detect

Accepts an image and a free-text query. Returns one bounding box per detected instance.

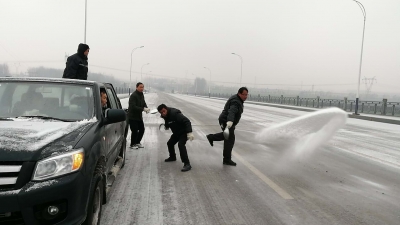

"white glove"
[144,107,150,114]
[159,123,169,130]
[187,132,194,141]
[226,121,233,129]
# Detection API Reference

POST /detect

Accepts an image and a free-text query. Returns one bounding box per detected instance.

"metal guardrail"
[121,89,400,117]
[114,87,130,95]
[202,93,400,117]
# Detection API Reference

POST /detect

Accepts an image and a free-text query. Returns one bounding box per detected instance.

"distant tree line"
[0,64,11,77]
[26,66,125,86]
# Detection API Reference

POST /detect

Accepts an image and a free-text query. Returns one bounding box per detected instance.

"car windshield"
[0,81,94,121]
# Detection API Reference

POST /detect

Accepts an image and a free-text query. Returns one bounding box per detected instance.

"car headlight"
[32,149,84,181]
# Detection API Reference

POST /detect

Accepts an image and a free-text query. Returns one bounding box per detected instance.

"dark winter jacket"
[218,94,244,127]
[62,44,89,80]
[163,107,192,136]
[128,90,147,120]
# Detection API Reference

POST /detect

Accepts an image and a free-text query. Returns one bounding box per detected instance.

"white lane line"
[233,152,294,200]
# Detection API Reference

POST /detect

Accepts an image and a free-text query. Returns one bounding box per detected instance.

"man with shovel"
[157,104,194,172]
[206,87,248,166]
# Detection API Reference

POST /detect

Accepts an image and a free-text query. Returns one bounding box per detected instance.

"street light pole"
[186,71,188,95]
[129,46,144,95]
[84,0,87,43]
[192,73,197,96]
[353,0,366,115]
[204,67,211,98]
[147,71,152,92]
[231,53,243,87]
[141,63,150,81]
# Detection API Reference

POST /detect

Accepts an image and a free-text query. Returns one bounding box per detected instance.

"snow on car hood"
[0,117,97,152]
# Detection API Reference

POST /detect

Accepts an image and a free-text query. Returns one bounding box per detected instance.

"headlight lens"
[32,149,84,181]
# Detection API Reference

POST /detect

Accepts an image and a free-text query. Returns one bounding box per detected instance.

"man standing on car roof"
[63,43,89,80]
[128,82,150,149]
[157,103,193,172]
[205,87,248,166]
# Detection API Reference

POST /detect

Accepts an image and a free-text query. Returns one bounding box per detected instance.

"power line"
[0,57,363,88]
[1,60,64,63]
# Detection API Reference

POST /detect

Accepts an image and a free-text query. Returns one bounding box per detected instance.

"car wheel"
[83,172,103,225]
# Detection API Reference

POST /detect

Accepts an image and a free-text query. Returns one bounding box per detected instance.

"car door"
[100,87,116,173]
[104,85,123,165]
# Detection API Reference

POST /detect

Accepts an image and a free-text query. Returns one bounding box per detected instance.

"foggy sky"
[1,0,399,94]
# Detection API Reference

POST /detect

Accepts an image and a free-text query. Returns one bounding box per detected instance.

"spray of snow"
[255,108,347,163]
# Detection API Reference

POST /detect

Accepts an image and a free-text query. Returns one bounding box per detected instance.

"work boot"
[181,163,192,172]
[223,159,236,166]
[164,157,176,162]
[136,143,144,148]
[206,134,213,147]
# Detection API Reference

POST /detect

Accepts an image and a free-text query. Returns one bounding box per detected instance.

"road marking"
[233,152,294,200]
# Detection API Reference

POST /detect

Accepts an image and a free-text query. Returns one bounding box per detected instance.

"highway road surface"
[101,92,400,225]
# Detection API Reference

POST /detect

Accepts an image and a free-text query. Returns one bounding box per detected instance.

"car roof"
[0,77,101,85]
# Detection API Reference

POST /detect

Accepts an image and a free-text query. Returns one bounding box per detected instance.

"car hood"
[0,118,97,161]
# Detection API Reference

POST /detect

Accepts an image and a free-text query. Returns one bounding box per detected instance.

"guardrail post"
[382,99,387,115]
[296,96,299,106]
[280,95,283,104]
[361,102,364,113]
[268,95,271,102]
[317,96,320,108]
[344,97,347,111]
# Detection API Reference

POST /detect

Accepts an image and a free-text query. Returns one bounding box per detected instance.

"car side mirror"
[102,109,126,125]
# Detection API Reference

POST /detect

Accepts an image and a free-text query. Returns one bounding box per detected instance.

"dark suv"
[0,77,128,225]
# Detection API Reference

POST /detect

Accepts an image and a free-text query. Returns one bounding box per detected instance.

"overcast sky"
[1,0,399,94]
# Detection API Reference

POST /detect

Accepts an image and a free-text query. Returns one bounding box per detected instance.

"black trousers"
[208,121,235,160]
[129,119,145,145]
[167,133,190,164]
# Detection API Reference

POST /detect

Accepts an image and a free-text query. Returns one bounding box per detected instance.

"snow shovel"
[150,109,158,114]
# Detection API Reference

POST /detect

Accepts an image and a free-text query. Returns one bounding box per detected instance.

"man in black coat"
[206,87,248,166]
[157,104,194,172]
[128,82,150,149]
[63,43,89,80]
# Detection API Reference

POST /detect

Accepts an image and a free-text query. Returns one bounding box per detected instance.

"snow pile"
[0,119,95,152]
[255,107,347,160]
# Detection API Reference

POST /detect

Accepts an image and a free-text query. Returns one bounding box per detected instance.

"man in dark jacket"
[157,104,194,172]
[206,87,248,166]
[128,82,150,149]
[63,43,89,80]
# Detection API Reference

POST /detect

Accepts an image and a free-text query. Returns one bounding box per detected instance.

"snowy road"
[101,93,400,225]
